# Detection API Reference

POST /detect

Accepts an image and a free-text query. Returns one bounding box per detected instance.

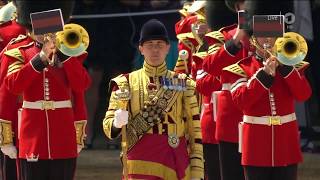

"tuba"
[55,23,89,57]
[251,32,308,66]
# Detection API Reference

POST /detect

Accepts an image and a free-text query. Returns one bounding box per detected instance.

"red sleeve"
[0,21,26,51]
[228,69,270,111]
[196,74,221,96]
[280,68,312,101]
[63,53,91,91]
[193,54,221,96]
[0,54,10,84]
[203,38,244,77]
[72,90,87,122]
[175,15,198,35]
[5,55,42,95]
[0,83,19,135]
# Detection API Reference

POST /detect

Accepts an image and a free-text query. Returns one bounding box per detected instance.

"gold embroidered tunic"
[103,61,204,179]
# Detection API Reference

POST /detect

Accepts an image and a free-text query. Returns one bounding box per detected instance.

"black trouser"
[19,158,76,180]
[244,164,298,180]
[0,151,18,180]
[203,143,221,180]
[219,141,245,180]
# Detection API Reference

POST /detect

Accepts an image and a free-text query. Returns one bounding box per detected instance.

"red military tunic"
[0,35,32,147]
[2,37,91,160]
[174,15,203,74]
[202,24,251,143]
[0,20,26,52]
[176,14,222,144]
[193,52,221,144]
[225,56,311,166]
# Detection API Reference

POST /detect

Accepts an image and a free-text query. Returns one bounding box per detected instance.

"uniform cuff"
[0,119,13,146]
[224,39,241,56]
[256,70,274,88]
[278,65,294,77]
[30,54,47,72]
[56,50,70,63]
[74,120,87,146]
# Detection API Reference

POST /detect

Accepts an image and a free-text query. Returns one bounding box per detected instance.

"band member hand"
[77,144,83,154]
[0,144,17,159]
[233,28,248,47]
[113,109,129,128]
[39,34,57,66]
[263,56,279,76]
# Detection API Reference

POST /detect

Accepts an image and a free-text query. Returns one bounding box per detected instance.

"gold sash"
[127,85,180,151]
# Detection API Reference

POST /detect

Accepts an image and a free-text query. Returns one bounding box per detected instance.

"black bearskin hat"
[245,0,294,32]
[245,0,293,17]
[15,0,75,30]
[225,0,245,12]
[205,0,237,31]
[139,19,169,45]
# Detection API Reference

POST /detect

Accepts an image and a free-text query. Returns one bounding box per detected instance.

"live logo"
[268,15,279,21]
[253,15,284,37]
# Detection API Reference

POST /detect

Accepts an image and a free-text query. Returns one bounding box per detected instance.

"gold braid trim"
[223,63,247,78]
[294,61,309,71]
[205,31,225,44]
[183,78,204,179]
[7,61,24,76]
[208,43,223,55]
[74,120,87,146]
[0,119,13,146]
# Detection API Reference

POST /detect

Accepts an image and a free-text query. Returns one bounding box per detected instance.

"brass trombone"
[250,32,308,66]
[55,23,89,57]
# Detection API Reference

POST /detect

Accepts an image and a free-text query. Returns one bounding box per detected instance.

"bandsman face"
[139,40,170,67]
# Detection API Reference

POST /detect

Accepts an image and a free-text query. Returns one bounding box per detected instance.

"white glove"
[1,144,17,159]
[113,109,128,128]
[77,145,83,154]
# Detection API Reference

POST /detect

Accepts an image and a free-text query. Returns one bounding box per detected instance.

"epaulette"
[177,32,194,42]
[196,14,206,23]
[207,43,222,55]
[205,31,225,44]
[4,48,23,62]
[218,24,237,33]
[3,41,33,62]
[9,34,28,45]
[193,51,208,60]
[177,32,195,50]
[294,61,309,71]
[223,63,247,77]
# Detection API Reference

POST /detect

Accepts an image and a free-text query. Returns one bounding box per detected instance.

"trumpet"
[55,23,89,57]
[250,32,308,66]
